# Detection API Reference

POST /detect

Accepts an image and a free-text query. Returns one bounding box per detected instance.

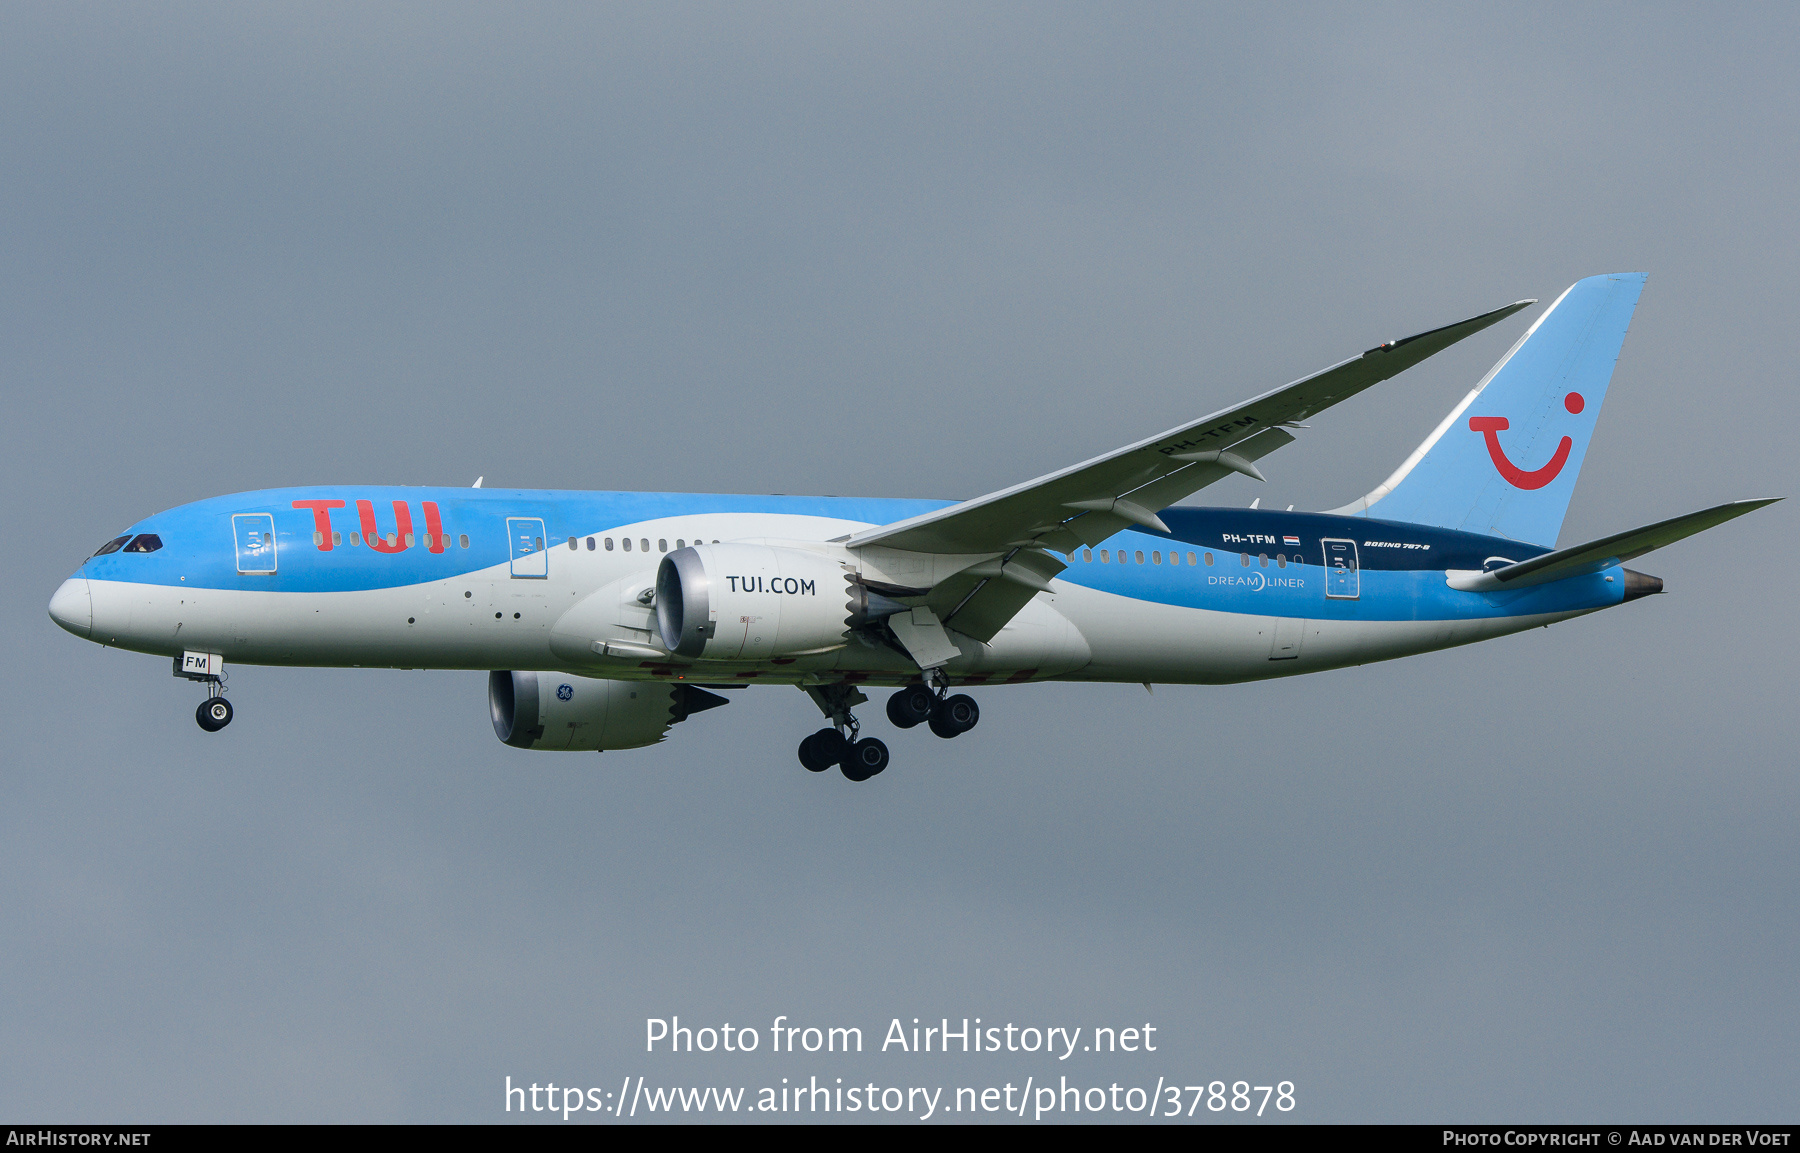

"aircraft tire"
[841,738,889,781]
[196,697,233,732]
[886,685,935,729]
[800,728,847,772]
[928,694,978,738]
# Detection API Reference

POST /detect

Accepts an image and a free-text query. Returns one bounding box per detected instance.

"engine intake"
[656,543,861,660]
[488,671,728,751]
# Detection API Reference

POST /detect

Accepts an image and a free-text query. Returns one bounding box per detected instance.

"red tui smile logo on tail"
[1470,392,1585,490]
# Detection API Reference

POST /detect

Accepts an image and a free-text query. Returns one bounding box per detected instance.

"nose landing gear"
[175,651,232,732]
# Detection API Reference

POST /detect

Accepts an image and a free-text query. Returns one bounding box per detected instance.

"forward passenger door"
[507,518,549,579]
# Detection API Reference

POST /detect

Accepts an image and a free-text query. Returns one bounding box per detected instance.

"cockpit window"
[122,534,163,553]
[92,535,132,557]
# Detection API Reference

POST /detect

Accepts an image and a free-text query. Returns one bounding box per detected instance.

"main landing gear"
[798,683,889,781]
[886,683,979,739]
[798,727,890,781]
[796,678,981,782]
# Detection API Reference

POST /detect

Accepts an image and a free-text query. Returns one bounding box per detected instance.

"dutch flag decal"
[1283,535,1301,546]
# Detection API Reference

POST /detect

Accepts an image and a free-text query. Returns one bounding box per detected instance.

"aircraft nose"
[49,577,93,638]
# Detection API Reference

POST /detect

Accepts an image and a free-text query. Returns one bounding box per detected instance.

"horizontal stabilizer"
[1447,498,1780,592]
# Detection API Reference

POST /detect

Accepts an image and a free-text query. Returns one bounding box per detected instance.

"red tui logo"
[1469,392,1584,490]
[292,498,446,552]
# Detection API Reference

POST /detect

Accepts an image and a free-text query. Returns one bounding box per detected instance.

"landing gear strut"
[798,683,888,782]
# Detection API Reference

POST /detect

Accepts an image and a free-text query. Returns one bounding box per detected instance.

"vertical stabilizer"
[1329,273,1647,547]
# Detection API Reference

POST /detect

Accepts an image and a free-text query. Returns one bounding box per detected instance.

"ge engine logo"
[556,683,574,701]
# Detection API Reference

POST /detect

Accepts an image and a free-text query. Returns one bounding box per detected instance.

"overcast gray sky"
[3,2,1795,1124]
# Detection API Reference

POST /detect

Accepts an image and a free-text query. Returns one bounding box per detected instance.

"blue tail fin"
[1330,273,1647,548]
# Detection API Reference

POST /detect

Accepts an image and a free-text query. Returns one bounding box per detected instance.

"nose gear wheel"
[196,696,233,732]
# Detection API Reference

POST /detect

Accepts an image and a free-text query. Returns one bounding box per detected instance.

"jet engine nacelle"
[488,671,728,751]
[656,543,854,660]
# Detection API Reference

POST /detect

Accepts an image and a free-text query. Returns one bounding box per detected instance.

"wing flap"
[926,548,1068,643]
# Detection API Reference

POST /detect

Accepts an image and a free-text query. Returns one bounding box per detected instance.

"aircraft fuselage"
[50,485,1626,689]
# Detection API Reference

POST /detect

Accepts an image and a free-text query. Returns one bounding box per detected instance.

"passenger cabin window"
[1083,549,1093,562]
[1259,553,1268,567]
[1134,550,1144,564]
[1204,552,1213,566]
[568,536,578,550]
[640,538,650,553]
[658,539,667,552]
[459,534,469,549]
[623,538,632,552]
[605,537,614,551]
[1099,550,1109,563]
[1277,554,1286,568]
[123,534,163,553]
[1241,553,1250,566]
[676,539,685,549]
[586,537,595,550]
[92,535,131,557]
[1189,551,1199,566]
[1152,551,1161,564]
[332,531,342,547]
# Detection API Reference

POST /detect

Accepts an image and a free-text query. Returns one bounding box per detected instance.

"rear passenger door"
[1322,538,1359,599]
